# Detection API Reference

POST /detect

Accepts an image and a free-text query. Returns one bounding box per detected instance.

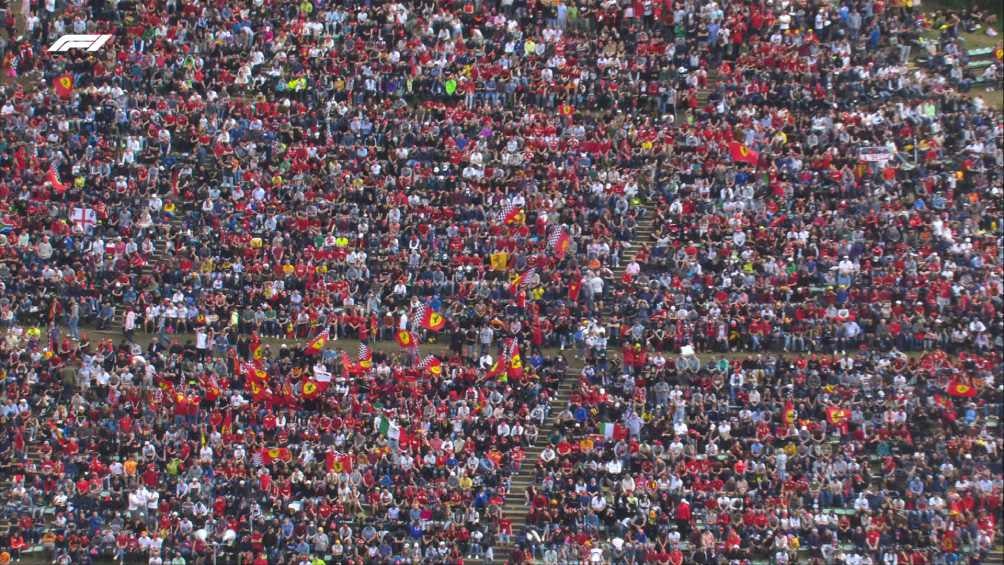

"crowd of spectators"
[0,0,1000,562]
[521,347,1001,564]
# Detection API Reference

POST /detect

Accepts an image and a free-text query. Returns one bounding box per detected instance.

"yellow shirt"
[490,251,509,271]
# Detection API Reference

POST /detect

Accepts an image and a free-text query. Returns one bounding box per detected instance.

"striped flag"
[508,267,536,295]
[598,422,627,440]
[599,422,615,439]
[374,415,400,440]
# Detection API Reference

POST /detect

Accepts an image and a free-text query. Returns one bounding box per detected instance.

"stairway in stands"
[488,81,713,563]
[108,213,183,328]
[0,443,46,533]
[491,206,658,563]
[491,360,581,563]
[610,209,657,282]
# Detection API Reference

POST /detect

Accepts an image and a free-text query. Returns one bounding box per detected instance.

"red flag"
[418,355,443,377]
[248,379,271,402]
[548,226,571,260]
[325,451,353,473]
[568,278,582,302]
[250,333,265,361]
[728,141,759,165]
[825,405,849,426]
[341,351,361,375]
[53,74,74,98]
[946,380,977,398]
[507,341,524,380]
[303,329,329,355]
[509,268,535,295]
[781,399,795,426]
[395,329,418,349]
[220,411,233,434]
[262,447,293,464]
[498,201,525,225]
[158,378,175,397]
[357,343,373,370]
[301,379,324,400]
[485,355,506,380]
[420,308,446,332]
[47,167,68,193]
[242,362,268,383]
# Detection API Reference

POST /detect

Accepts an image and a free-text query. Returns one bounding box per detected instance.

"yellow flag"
[490,251,509,271]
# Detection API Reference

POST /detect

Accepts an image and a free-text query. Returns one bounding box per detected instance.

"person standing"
[123,307,136,341]
[67,298,80,341]
[479,324,494,358]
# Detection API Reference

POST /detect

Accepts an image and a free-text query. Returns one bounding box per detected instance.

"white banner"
[70,207,97,231]
[858,146,893,162]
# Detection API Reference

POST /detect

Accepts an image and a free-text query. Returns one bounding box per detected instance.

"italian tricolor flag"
[374,415,400,440]
[598,422,627,441]
[599,422,616,439]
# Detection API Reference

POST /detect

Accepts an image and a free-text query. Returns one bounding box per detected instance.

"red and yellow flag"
[507,341,524,380]
[358,343,373,370]
[53,74,74,98]
[250,333,264,360]
[248,379,271,402]
[825,405,849,426]
[301,379,324,400]
[728,141,759,165]
[946,380,977,398]
[395,329,417,349]
[421,309,446,332]
[418,355,443,377]
[781,399,795,426]
[485,356,506,380]
[303,329,329,355]
[262,447,292,464]
[325,451,353,473]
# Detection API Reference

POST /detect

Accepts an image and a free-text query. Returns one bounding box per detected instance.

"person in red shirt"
[8,531,26,560]
[676,498,692,535]
[142,465,159,488]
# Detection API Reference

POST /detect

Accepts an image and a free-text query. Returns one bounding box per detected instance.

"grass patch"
[976,88,1004,110]
[916,3,1004,110]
